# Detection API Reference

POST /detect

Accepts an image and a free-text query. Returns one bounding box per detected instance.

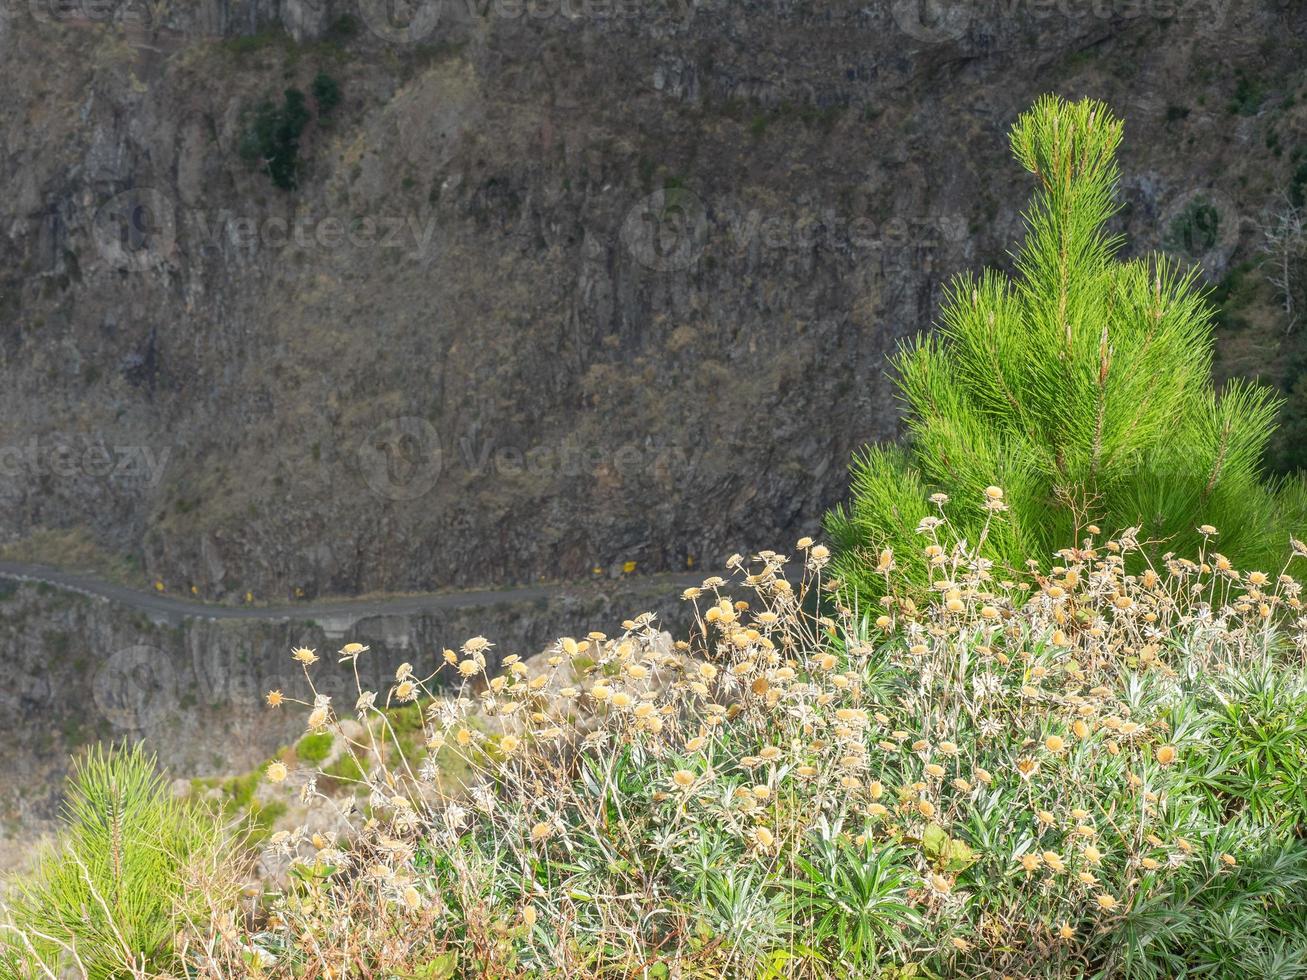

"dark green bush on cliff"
[827,95,1307,604]
[311,72,342,118]
[239,88,312,191]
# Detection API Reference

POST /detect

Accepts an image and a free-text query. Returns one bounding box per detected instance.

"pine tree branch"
[1203,418,1232,502]
[1090,322,1110,478]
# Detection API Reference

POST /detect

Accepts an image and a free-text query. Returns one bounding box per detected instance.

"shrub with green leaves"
[295,731,334,765]
[0,744,231,979]
[1177,662,1307,829]
[827,95,1307,604]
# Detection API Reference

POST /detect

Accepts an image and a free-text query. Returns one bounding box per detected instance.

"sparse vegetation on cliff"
[237,70,342,191]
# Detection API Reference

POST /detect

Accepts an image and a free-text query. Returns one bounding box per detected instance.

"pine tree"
[0,745,229,978]
[826,95,1307,603]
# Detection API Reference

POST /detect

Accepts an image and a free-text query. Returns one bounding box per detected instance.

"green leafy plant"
[827,95,1306,604]
[782,836,919,973]
[1179,662,1307,828]
[0,744,232,978]
[295,731,334,765]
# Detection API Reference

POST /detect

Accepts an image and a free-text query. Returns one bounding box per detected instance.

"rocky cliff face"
[1,0,1304,602]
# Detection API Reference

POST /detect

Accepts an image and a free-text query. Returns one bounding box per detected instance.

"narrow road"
[0,560,709,623]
